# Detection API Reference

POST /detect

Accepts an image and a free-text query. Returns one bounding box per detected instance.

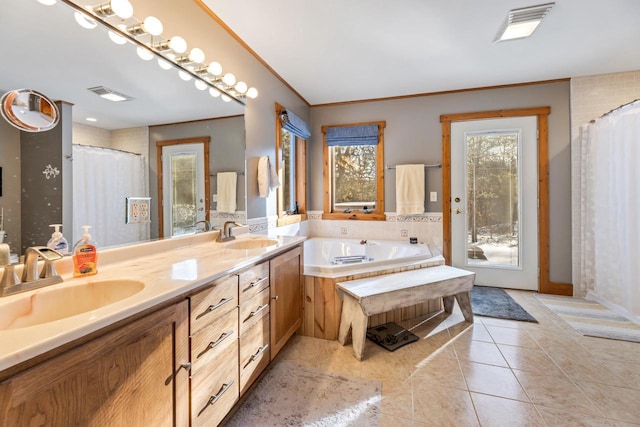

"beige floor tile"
[551,351,629,386]
[460,361,529,401]
[608,420,640,426]
[577,381,640,423]
[477,316,528,330]
[485,324,539,348]
[513,369,602,416]
[602,359,640,390]
[379,413,413,427]
[453,339,509,367]
[456,323,494,343]
[471,392,546,426]
[413,383,479,426]
[379,378,414,419]
[498,343,563,374]
[536,406,611,426]
[412,352,467,390]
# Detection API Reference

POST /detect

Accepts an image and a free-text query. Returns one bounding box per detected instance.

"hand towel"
[257,156,280,198]
[217,172,237,213]
[396,164,425,215]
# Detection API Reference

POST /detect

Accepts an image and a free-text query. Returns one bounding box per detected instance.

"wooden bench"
[336,265,475,360]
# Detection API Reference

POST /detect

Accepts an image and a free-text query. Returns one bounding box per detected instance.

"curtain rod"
[591,98,640,122]
[386,163,442,170]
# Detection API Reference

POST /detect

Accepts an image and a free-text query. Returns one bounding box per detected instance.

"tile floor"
[276,290,640,426]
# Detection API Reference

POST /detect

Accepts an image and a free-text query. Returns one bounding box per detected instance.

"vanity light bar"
[52,0,257,103]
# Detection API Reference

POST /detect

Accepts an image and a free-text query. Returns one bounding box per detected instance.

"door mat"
[366,322,419,351]
[471,286,538,323]
[536,294,640,343]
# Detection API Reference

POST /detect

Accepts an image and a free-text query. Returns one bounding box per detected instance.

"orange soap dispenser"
[72,225,98,277]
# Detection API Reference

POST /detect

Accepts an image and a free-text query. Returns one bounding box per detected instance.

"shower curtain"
[573,100,640,321]
[72,145,149,248]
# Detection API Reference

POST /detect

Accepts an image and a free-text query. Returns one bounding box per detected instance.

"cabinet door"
[0,301,190,427]
[270,245,303,358]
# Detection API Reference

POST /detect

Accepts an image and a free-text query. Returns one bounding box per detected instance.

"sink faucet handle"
[1,264,21,289]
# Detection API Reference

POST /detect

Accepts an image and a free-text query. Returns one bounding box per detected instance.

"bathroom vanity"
[0,233,304,426]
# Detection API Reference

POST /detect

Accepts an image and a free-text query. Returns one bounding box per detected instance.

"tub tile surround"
[277,290,640,426]
[0,231,305,373]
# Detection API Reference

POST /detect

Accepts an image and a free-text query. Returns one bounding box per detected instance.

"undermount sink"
[224,238,279,250]
[0,279,145,330]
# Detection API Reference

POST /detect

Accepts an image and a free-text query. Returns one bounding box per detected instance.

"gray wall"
[149,116,246,239]
[0,107,21,254]
[310,81,572,283]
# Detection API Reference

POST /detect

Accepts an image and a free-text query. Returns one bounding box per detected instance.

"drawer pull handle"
[199,380,235,416]
[244,304,268,322]
[244,344,269,368]
[242,276,267,292]
[272,295,279,301]
[208,297,234,312]
[209,330,234,350]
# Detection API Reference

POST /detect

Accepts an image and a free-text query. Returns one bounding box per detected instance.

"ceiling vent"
[88,86,134,102]
[495,2,554,42]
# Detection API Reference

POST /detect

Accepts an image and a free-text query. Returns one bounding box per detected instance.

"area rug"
[225,360,381,426]
[536,294,640,343]
[471,286,538,323]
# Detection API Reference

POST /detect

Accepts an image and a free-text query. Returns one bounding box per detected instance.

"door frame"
[440,107,570,296]
[156,136,210,238]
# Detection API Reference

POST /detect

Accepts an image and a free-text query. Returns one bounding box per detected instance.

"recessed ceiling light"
[87,86,134,102]
[86,117,97,122]
[495,3,554,42]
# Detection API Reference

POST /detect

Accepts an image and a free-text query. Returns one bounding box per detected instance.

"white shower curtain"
[573,100,640,321]
[72,145,149,248]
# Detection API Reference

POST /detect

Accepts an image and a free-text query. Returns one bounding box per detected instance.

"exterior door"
[161,143,206,238]
[451,116,538,290]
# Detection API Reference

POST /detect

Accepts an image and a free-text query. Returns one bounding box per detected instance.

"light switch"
[430,191,437,202]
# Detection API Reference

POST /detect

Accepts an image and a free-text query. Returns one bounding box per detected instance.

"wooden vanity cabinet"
[188,275,240,427]
[270,245,303,359]
[0,300,190,427]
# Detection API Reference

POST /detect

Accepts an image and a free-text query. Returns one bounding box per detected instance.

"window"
[275,104,308,224]
[322,121,386,220]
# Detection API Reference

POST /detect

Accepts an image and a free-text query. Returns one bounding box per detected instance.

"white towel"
[217,172,237,213]
[396,164,425,215]
[257,156,280,198]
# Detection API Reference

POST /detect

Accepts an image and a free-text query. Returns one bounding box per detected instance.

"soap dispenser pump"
[47,224,69,255]
[72,225,98,277]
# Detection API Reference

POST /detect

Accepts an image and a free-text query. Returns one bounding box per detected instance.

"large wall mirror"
[0,0,246,258]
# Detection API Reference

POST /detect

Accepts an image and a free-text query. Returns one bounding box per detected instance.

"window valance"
[325,124,380,146]
[280,110,311,139]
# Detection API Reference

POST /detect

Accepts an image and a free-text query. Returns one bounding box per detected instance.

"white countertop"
[0,233,305,374]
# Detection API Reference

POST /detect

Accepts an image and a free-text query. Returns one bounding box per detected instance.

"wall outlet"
[340,227,348,235]
[212,194,218,202]
[401,229,408,237]
[430,191,438,202]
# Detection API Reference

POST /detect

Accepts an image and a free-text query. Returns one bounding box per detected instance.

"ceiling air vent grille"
[494,2,554,42]
[88,86,133,102]
[507,3,554,25]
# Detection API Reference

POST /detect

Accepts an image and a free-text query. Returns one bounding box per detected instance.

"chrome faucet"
[1,246,63,297]
[217,221,243,242]
[193,220,212,233]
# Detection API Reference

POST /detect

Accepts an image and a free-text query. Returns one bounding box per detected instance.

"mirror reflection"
[0,89,60,133]
[0,0,247,259]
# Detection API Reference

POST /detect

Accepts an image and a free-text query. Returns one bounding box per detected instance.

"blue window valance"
[325,124,379,146]
[281,110,311,139]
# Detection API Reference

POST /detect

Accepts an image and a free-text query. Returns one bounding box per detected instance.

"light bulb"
[169,36,187,54]
[188,48,205,64]
[246,87,258,99]
[207,61,222,76]
[221,94,232,102]
[136,47,153,61]
[74,11,97,29]
[37,0,57,5]
[178,70,192,81]
[222,73,236,86]
[234,81,248,94]
[110,0,133,19]
[195,80,208,91]
[143,16,163,36]
[108,24,128,45]
[209,87,221,97]
[157,58,172,70]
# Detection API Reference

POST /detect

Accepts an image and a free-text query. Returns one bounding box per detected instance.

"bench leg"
[455,292,474,323]
[443,295,455,314]
[338,295,368,361]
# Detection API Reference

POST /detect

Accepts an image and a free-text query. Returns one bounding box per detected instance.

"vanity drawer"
[191,308,238,371]
[190,275,239,334]
[191,342,239,427]
[239,286,270,335]
[239,314,270,395]
[239,262,269,303]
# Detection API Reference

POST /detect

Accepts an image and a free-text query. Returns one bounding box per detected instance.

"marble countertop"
[0,233,305,374]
